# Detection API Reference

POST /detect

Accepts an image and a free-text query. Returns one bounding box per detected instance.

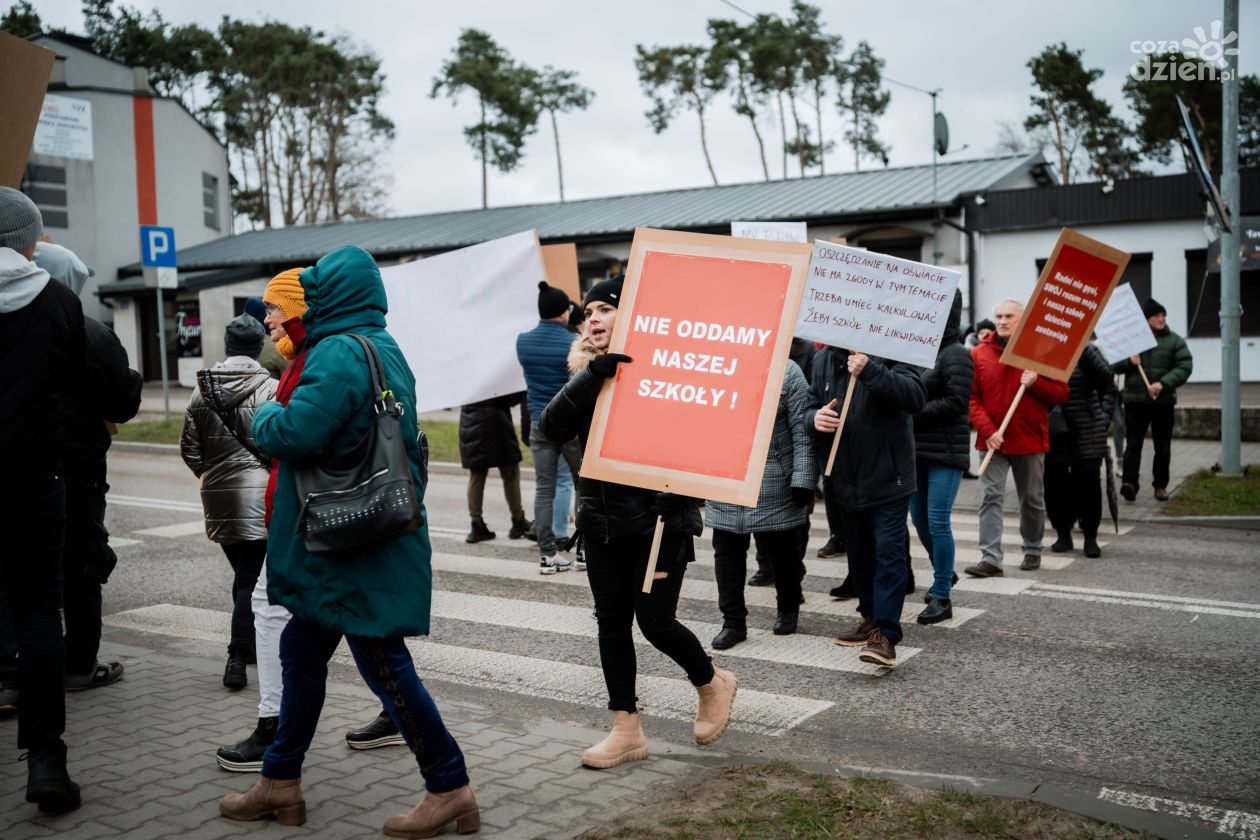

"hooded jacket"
[969,333,1069,454]
[62,317,143,472]
[912,292,974,471]
[180,358,278,543]
[539,333,703,544]
[458,392,527,470]
[252,246,434,639]
[0,247,86,469]
[806,349,926,511]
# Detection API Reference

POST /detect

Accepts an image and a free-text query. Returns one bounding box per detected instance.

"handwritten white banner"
[794,243,961,368]
[1094,283,1157,364]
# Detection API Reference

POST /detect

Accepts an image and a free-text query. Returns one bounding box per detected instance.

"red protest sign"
[580,228,811,506]
[1000,228,1130,382]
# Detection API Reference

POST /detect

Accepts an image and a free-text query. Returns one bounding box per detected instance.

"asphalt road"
[100,449,1260,829]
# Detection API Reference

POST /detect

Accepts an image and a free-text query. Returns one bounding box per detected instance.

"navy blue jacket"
[516,320,574,421]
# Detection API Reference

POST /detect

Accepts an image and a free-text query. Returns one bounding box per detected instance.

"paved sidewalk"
[0,639,709,839]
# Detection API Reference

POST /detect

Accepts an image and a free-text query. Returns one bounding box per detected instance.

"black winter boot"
[509,518,536,540]
[216,717,278,772]
[24,743,81,814]
[223,653,248,690]
[465,520,495,543]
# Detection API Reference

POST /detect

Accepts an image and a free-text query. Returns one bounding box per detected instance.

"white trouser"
[251,559,292,718]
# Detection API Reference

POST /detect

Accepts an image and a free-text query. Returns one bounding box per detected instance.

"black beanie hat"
[583,274,624,310]
[1142,297,1166,319]
[538,281,570,319]
[224,313,265,359]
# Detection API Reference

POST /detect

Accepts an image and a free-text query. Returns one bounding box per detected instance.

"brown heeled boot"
[694,665,738,745]
[383,784,479,838]
[581,711,648,769]
[219,776,305,825]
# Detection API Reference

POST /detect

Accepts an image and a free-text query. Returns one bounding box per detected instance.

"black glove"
[589,353,632,379]
[650,492,690,517]
[791,486,814,508]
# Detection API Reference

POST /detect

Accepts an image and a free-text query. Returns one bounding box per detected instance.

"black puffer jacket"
[913,292,974,471]
[0,259,85,470]
[459,391,528,470]
[62,317,144,471]
[1050,344,1117,462]
[539,339,702,544]
[807,348,926,511]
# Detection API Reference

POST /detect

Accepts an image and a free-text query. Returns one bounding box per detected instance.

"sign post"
[578,228,812,590]
[140,225,177,422]
[979,228,1131,474]
[793,242,962,475]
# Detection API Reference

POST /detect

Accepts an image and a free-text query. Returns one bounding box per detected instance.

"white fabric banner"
[1094,283,1158,364]
[731,221,807,243]
[382,230,544,412]
[794,242,961,368]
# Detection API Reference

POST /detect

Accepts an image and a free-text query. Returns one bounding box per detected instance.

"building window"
[203,172,219,231]
[1185,249,1260,337]
[23,164,68,229]
[1035,253,1152,304]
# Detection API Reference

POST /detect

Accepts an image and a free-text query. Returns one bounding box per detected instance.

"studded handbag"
[291,334,421,555]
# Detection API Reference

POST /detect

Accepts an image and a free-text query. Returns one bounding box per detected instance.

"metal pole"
[156,285,171,423]
[931,90,941,264]
[1220,0,1241,475]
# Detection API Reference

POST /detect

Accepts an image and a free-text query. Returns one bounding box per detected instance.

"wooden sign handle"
[978,383,1027,476]
[641,517,666,593]
[1137,363,1153,393]
[823,374,859,477]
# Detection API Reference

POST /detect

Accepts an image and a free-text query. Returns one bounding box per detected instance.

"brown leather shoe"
[832,616,877,647]
[694,666,738,745]
[859,629,896,667]
[219,776,305,825]
[384,785,479,838]
[964,561,1004,578]
[1019,554,1041,571]
[1154,488,1169,501]
[581,711,648,769]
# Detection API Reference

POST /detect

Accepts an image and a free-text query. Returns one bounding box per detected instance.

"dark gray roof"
[129,153,1043,275]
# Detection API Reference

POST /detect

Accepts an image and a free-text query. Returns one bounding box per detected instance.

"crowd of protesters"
[0,186,1194,828]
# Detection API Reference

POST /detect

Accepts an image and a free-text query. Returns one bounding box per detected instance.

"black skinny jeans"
[1122,401,1175,490]
[1045,456,1102,540]
[62,468,118,676]
[584,532,714,712]
[712,525,808,628]
[220,540,266,657]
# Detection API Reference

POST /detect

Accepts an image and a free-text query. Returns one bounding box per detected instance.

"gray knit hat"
[224,314,265,359]
[0,187,43,252]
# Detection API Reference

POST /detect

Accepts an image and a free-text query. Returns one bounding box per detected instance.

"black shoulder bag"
[291,334,422,555]
[197,368,270,469]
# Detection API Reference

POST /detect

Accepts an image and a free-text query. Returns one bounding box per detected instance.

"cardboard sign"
[793,243,962,368]
[382,230,543,412]
[0,33,56,188]
[1000,228,1130,381]
[731,221,807,243]
[580,228,811,506]
[540,242,580,302]
[1094,283,1158,365]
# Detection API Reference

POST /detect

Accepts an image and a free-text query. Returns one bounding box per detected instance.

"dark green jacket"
[1112,328,1193,405]
[252,246,432,638]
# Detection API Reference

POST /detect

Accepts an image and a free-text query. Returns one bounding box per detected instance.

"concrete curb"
[1153,515,1260,530]
[112,441,180,456]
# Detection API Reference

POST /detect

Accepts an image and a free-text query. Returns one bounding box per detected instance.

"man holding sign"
[966,299,1068,576]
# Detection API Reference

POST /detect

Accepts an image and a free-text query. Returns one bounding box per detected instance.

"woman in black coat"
[909,291,973,625]
[538,276,737,770]
[1045,343,1117,558]
[458,392,533,543]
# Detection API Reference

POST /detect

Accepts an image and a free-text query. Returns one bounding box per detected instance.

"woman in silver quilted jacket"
[180,314,279,691]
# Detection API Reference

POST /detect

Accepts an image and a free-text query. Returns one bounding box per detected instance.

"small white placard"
[33,94,94,161]
[794,242,961,368]
[731,221,807,243]
[1094,283,1157,364]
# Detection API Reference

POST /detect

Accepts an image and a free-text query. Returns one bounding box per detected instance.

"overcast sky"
[35,0,1257,218]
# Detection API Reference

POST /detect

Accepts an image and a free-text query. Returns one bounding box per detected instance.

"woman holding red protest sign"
[539,276,738,769]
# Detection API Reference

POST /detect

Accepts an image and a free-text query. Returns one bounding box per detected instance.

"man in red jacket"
[966,299,1068,576]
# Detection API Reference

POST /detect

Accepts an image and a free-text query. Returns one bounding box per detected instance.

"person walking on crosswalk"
[220,247,477,836]
[539,275,738,768]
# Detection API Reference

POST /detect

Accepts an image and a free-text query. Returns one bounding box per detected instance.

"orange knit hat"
[264,268,308,359]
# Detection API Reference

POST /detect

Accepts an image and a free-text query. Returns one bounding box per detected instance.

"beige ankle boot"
[694,666,738,745]
[219,776,305,825]
[581,711,648,769]
[383,784,479,838]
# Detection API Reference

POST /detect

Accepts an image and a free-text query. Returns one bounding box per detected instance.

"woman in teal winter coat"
[219,246,479,838]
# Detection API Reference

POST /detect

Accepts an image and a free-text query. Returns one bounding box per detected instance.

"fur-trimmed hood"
[567,331,603,374]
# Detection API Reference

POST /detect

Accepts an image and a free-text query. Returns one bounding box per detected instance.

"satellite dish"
[934,112,949,157]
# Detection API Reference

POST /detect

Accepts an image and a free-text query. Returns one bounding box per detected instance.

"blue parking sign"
[140,226,177,267]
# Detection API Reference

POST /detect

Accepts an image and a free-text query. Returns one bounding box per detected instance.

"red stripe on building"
[132,96,157,226]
